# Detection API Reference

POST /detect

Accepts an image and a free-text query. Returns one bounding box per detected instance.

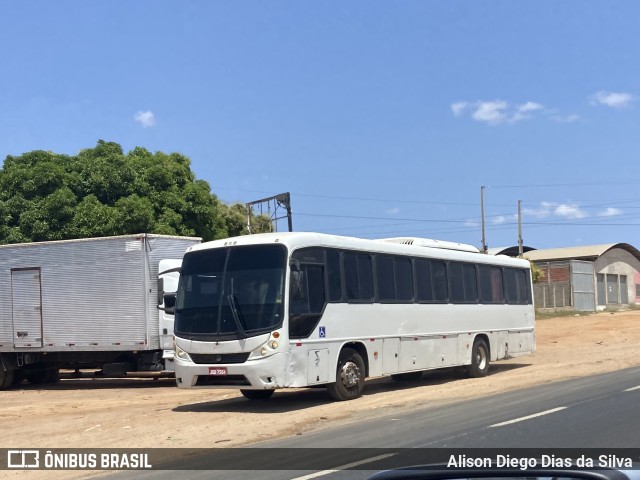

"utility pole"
[517,200,523,257]
[480,186,488,254]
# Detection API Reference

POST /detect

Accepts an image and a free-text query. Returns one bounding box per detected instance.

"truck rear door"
[11,268,44,348]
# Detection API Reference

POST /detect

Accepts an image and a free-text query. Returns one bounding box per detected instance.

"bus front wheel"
[467,338,490,378]
[240,389,275,400]
[327,348,365,401]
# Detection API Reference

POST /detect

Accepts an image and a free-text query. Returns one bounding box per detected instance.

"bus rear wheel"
[327,348,365,401]
[240,389,275,400]
[467,338,490,378]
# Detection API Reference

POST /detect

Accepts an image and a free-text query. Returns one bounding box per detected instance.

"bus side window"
[505,268,530,305]
[415,258,435,302]
[479,265,504,303]
[343,252,374,302]
[290,265,325,315]
[432,261,448,301]
[326,248,342,302]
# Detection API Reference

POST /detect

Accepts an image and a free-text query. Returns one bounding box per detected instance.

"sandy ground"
[2,310,640,479]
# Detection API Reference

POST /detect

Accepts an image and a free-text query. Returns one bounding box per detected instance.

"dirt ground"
[2,310,640,479]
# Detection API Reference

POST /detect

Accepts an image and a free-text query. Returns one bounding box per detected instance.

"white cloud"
[453,99,548,125]
[472,100,509,125]
[553,114,580,123]
[385,207,400,215]
[517,101,544,113]
[590,91,634,108]
[134,110,156,127]
[450,102,468,117]
[465,219,480,227]
[523,202,553,218]
[554,204,587,219]
[524,201,587,220]
[598,207,622,217]
[490,214,517,224]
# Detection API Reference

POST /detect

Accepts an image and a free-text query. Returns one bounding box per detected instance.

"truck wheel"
[26,368,59,385]
[45,368,60,383]
[240,389,275,400]
[327,348,365,401]
[467,338,490,378]
[12,370,24,386]
[0,368,15,390]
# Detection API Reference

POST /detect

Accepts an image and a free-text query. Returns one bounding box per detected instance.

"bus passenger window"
[343,252,374,302]
[376,255,396,301]
[432,261,448,301]
[326,249,342,302]
[395,257,413,301]
[479,265,504,303]
[415,259,434,302]
[290,265,326,315]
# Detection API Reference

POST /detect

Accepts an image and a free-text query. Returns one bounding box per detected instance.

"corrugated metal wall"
[571,260,595,311]
[532,259,596,311]
[0,235,200,352]
[144,236,202,348]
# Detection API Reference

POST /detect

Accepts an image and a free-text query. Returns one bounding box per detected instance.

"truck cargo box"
[0,234,201,388]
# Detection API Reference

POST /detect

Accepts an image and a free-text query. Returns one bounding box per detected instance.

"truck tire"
[327,348,365,401]
[0,368,15,390]
[26,368,60,385]
[467,338,490,378]
[11,370,24,386]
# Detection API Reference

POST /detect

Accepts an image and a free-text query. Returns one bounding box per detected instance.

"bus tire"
[467,338,490,378]
[327,348,365,401]
[240,389,275,400]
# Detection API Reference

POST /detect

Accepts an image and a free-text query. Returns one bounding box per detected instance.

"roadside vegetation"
[0,140,270,244]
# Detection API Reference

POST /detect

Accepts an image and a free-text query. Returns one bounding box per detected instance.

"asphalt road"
[110,365,640,480]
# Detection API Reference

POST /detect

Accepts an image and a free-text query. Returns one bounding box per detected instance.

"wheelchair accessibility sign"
[319,326,326,338]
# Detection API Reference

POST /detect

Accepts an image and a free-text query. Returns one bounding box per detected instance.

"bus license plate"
[208,367,227,376]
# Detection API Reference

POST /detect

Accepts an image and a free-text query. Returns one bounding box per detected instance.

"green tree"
[0,140,269,244]
[529,261,544,284]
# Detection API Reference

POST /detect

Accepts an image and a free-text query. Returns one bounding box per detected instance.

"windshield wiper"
[227,294,247,339]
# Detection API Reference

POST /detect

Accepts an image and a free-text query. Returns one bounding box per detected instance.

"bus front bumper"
[174,352,286,390]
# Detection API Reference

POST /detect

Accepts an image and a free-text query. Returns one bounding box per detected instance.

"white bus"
[173,232,535,401]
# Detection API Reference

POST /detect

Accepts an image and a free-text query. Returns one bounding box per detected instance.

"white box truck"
[0,233,201,389]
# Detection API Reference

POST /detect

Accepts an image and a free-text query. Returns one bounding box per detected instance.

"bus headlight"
[269,341,279,349]
[175,344,192,361]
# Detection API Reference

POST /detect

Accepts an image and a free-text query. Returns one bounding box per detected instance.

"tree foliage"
[0,140,271,244]
[529,260,544,284]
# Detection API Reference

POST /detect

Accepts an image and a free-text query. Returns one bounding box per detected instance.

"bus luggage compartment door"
[382,338,400,374]
[307,349,329,384]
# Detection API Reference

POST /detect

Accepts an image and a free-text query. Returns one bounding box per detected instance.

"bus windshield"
[175,244,286,340]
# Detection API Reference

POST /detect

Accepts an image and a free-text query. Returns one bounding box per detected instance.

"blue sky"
[2,1,640,250]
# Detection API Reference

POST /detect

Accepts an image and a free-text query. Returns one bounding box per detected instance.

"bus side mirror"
[158,292,176,315]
